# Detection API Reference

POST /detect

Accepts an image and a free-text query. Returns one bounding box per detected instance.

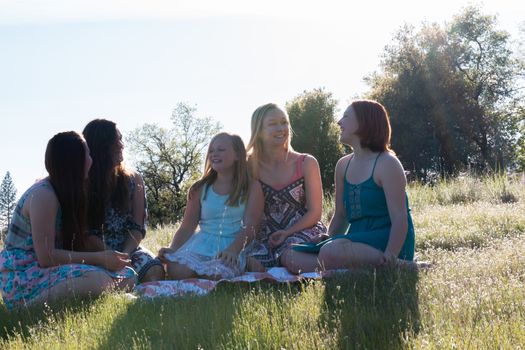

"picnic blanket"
[134,268,339,298]
[134,261,430,298]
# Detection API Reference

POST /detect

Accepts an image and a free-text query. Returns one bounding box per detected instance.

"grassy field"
[0,174,524,349]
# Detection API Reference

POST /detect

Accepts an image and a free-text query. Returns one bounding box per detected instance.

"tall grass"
[0,175,524,349]
[408,173,524,209]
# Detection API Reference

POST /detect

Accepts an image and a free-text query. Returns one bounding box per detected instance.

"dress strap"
[294,154,307,178]
[128,175,136,200]
[371,153,382,177]
[19,179,53,207]
[343,154,353,179]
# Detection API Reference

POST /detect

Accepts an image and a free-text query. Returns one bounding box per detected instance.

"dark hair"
[44,131,87,251]
[83,119,131,231]
[351,99,392,153]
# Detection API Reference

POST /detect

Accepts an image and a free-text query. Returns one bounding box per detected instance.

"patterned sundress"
[0,179,135,309]
[90,175,162,282]
[165,184,247,279]
[245,154,327,267]
[293,153,415,260]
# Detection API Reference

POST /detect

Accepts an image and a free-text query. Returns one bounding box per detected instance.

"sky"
[1,0,524,195]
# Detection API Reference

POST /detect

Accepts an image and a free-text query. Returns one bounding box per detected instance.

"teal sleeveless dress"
[293,154,415,261]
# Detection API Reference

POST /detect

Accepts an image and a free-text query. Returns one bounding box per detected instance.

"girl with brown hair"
[83,119,165,282]
[287,100,415,273]
[0,131,135,309]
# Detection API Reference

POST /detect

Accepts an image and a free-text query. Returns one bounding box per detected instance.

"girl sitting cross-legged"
[286,99,415,273]
[83,119,165,283]
[158,132,263,280]
[0,131,136,309]
[242,103,328,272]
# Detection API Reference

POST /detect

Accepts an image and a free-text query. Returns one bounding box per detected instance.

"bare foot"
[246,257,265,272]
[396,259,431,270]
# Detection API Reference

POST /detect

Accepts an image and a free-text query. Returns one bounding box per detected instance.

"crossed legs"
[31,270,137,305]
[282,238,384,274]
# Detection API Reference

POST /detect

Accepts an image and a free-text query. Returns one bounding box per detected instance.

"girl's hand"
[268,230,289,248]
[217,249,239,268]
[158,247,176,264]
[379,251,397,266]
[98,250,131,272]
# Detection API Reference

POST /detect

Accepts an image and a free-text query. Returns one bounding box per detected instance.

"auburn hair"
[190,132,249,206]
[351,99,392,153]
[83,119,132,232]
[44,131,88,251]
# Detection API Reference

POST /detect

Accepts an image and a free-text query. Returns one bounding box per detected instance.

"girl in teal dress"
[0,132,135,309]
[158,133,263,280]
[287,100,415,273]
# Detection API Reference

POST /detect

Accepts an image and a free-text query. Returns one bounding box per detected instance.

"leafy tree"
[514,22,525,171]
[366,6,525,179]
[127,103,221,226]
[286,88,345,191]
[0,171,17,240]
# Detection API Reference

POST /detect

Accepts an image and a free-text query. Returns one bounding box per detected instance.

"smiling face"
[208,135,238,173]
[260,108,290,148]
[337,105,359,145]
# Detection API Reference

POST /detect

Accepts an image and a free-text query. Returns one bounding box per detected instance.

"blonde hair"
[246,103,293,179]
[189,132,249,206]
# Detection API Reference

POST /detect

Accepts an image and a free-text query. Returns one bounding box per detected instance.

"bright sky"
[1,0,524,195]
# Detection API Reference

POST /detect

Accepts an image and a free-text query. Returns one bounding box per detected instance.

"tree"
[127,103,221,226]
[286,88,345,191]
[366,6,525,179]
[0,171,17,239]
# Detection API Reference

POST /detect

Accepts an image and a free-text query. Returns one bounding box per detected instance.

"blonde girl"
[159,132,263,279]
[244,103,327,271]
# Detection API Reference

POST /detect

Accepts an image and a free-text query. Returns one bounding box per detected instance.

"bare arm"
[376,154,409,259]
[167,186,201,251]
[281,155,324,237]
[222,180,264,254]
[83,235,106,252]
[327,156,350,235]
[30,187,129,271]
[122,172,147,254]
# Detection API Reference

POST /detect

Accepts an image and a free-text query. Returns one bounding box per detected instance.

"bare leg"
[246,257,265,272]
[319,239,383,269]
[31,270,136,305]
[114,273,138,291]
[280,249,322,274]
[197,273,224,281]
[165,262,198,280]
[141,265,165,282]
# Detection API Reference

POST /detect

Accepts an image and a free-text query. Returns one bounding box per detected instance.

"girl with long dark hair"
[83,119,164,282]
[0,131,136,309]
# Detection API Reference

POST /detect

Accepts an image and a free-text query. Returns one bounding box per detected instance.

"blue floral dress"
[0,180,135,309]
[90,175,162,282]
